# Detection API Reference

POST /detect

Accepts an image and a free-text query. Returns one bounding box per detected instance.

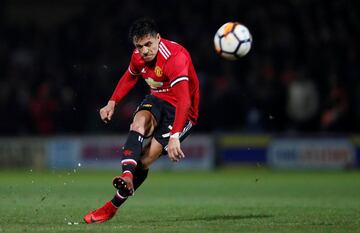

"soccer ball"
[214,22,252,60]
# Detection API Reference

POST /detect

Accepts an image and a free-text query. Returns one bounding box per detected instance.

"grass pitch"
[0,168,359,233]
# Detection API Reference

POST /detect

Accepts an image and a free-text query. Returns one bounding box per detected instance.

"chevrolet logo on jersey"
[155,66,163,77]
[145,77,163,89]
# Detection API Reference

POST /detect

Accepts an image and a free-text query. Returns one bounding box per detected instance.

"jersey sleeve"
[165,51,192,134]
[166,51,190,87]
[170,80,191,134]
[110,70,138,103]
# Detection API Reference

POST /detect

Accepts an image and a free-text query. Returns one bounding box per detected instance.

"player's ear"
[156,33,160,40]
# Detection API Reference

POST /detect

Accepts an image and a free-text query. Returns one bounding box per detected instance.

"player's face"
[133,33,160,62]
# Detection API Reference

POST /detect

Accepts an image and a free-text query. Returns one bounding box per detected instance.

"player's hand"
[167,137,185,162]
[99,100,116,123]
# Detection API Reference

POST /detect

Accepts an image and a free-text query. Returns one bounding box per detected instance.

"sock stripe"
[121,159,137,165]
[123,170,132,175]
[116,190,127,200]
[122,170,133,180]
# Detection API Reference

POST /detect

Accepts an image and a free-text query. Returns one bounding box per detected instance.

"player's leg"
[114,109,157,195]
[83,129,192,224]
[111,137,163,207]
[132,138,163,188]
[109,126,192,211]
[84,138,163,224]
[84,95,161,224]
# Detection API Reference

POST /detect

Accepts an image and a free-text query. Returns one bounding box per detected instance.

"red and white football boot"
[83,201,118,224]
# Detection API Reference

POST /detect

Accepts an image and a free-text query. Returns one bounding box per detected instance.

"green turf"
[0,168,359,233]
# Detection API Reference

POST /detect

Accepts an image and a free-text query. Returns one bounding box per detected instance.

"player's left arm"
[167,80,191,162]
[166,51,191,162]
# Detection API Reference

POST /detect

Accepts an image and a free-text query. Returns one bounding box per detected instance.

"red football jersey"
[112,38,200,132]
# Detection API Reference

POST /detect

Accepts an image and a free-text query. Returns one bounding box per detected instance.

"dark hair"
[128,17,159,41]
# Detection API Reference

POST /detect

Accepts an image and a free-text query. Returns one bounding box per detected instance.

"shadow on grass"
[176,214,273,222]
[139,214,272,223]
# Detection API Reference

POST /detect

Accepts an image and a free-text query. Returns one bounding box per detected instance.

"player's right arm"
[100,68,139,123]
[100,50,142,123]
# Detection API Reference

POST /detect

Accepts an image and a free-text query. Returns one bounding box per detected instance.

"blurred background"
[1,0,359,170]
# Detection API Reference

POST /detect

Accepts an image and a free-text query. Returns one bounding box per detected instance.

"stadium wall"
[0,134,359,170]
[218,134,359,169]
[0,137,46,169]
[47,135,215,171]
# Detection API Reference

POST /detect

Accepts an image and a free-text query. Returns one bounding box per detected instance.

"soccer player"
[83,17,200,224]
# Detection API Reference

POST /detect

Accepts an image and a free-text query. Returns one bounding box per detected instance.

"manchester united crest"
[155,66,163,77]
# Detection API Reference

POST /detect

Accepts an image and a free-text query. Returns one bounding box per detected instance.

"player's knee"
[130,117,154,136]
[129,122,146,135]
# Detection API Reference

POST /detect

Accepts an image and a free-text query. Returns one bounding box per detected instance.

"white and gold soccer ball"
[214,22,252,60]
